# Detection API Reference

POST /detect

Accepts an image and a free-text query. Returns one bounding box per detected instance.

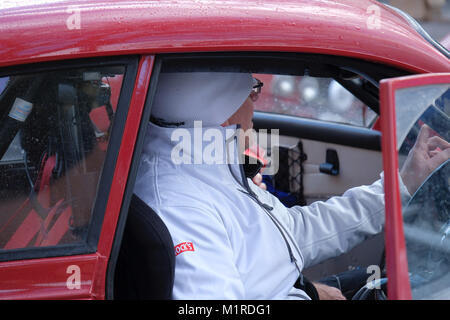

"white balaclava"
[150,72,253,127]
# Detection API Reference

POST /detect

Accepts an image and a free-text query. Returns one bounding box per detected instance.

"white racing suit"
[134,121,411,299]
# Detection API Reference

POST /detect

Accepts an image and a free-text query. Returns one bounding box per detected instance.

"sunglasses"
[250,78,264,102]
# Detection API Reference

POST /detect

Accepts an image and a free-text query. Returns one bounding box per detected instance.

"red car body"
[0,0,448,300]
[441,33,450,51]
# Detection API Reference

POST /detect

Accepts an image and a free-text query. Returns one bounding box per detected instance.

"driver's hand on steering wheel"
[400,124,450,195]
[312,282,347,300]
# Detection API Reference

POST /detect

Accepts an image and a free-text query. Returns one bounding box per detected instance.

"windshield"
[396,84,450,299]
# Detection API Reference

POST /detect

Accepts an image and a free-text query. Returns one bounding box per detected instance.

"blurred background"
[378,0,450,45]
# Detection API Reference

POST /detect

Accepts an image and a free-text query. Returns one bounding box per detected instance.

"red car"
[0,0,449,300]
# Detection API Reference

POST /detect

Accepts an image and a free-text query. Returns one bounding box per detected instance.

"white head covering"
[151,72,253,127]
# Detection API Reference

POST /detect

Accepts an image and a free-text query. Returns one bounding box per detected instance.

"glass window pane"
[0,66,125,250]
[396,84,450,299]
[253,74,377,127]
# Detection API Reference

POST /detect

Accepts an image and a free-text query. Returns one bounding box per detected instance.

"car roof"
[0,0,448,73]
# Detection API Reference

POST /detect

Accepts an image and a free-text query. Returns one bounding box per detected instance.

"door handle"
[319,149,339,176]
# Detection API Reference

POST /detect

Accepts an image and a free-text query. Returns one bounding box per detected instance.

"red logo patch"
[174,242,195,256]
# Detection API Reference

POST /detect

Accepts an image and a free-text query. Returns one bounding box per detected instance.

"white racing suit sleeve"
[286,173,411,269]
[157,205,246,299]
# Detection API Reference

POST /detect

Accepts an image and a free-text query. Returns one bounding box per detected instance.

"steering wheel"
[353,159,450,300]
[352,278,388,300]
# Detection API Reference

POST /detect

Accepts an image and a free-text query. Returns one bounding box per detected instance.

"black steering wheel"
[352,277,388,300]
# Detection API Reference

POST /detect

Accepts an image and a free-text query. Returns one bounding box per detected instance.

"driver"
[134,71,450,300]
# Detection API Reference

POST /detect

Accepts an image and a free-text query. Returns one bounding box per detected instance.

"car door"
[0,55,153,300]
[379,73,450,300]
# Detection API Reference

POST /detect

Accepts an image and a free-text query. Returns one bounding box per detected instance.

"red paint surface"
[0,0,448,73]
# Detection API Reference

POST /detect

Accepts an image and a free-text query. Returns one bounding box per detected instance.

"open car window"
[0,66,125,254]
[397,84,450,299]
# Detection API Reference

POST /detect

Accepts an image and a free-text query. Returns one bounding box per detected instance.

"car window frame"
[0,56,139,262]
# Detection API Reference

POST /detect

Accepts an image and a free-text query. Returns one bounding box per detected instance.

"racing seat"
[1,79,107,249]
[114,194,175,300]
[1,152,72,249]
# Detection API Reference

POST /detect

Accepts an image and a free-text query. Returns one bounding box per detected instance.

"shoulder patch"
[174,241,195,256]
